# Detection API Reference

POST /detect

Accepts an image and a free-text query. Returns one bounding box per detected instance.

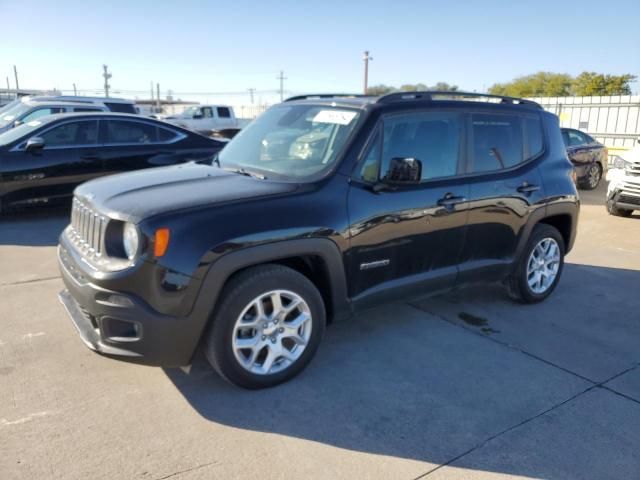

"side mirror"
[385,157,422,184]
[193,113,203,119]
[13,120,23,127]
[25,136,45,153]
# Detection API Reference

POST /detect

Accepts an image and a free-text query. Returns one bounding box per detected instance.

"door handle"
[517,182,540,194]
[437,194,467,207]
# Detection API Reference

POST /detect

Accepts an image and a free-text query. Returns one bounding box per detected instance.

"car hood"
[75,162,299,223]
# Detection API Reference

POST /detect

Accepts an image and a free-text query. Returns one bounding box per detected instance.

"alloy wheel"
[231,290,312,375]
[526,238,561,294]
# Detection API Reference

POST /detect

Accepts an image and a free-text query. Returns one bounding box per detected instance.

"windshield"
[218,104,361,180]
[182,106,200,117]
[0,99,20,116]
[0,101,30,124]
[0,119,45,146]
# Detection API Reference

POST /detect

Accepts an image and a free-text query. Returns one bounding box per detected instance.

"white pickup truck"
[164,105,240,138]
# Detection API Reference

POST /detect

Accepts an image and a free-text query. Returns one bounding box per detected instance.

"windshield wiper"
[223,167,267,180]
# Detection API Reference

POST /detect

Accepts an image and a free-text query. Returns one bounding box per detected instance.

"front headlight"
[609,155,630,170]
[123,222,140,260]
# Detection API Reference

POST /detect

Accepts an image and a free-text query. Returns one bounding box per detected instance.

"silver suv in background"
[606,139,640,217]
[0,96,137,134]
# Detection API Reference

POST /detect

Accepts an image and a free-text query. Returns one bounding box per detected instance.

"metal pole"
[277,71,287,102]
[248,88,255,104]
[362,51,372,94]
[156,83,161,112]
[13,65,19,91]
[150,81,154,111]
[102,65,111,98]
[73,83,77,96]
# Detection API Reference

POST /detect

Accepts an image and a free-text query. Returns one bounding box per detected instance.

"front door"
[347,110,469,309]
[0,119,100,207]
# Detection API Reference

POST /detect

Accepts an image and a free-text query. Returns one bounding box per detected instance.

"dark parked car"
[561,127,608,190]
[0,113,224,212]
[58,92,579,389]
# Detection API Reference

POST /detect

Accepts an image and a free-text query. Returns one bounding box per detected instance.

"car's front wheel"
[204,264,326,389]
[580,163,602,190]
[506,224,565,303]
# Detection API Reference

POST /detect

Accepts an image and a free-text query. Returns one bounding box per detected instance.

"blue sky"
[1,0,639,104]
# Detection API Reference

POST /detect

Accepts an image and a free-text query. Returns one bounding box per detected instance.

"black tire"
[579,163,602,190]
[204,264,326,389]
[506,224,565,304]
[606,199,633,217]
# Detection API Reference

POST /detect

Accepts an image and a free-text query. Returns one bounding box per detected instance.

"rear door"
[0,119,100,206]
[215,106,236,129]
[347,109,469,307]
[457,110,546,283]
[100,119,193,175]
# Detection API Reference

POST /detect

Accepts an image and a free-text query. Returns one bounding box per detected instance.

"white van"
[0,96,137,134]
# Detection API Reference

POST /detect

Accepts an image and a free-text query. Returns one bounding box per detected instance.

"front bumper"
[57,244,204,366]
[606,169,640,211]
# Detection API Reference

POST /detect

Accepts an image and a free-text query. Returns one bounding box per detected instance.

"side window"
[359,130,381,183]
[561,130,570,147]
[158,127,181,142]
[73,107,103,113]
[217,107,231,118]
[567,130,587,146]
[41,120,99,147]
[380,112,461,181]
[21,107,65,123]
[202,107,214,118]
[525,116,544,158]
[471,113,523,172]
[104,102,137,114]
[105,120,158,144]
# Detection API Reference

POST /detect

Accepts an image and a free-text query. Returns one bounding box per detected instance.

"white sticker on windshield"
[313,110,357,125]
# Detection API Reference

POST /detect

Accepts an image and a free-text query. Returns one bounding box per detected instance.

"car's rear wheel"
[580,163,602,190]
[204,264,326,389]
[506,224,565,303]
[606,199,633,217]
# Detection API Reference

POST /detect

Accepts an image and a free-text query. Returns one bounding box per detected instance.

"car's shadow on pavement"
[164,263,640,478]
[0,205,70,246]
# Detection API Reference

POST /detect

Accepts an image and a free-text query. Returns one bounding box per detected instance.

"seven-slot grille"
[625,162,640,177]
[69,198,108,257]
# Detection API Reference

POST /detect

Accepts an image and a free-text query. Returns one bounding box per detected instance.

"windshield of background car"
[0,120,45,146]
[218,104,361,180]
[0,102,30,125]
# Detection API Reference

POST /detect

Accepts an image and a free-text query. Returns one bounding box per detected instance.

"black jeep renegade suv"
[58,92,579,389]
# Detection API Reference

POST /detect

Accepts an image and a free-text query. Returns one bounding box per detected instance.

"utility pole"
[156,83,161,113]
[102,64,112,97]
[362,51,372,95]
[13,65,19,91]
[277,71,287,102]
[150,81,155,111]
[248,88,255,104]
[73,83,77,95]
[5,77,9,91]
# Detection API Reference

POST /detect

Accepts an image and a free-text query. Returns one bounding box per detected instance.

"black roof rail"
[376,91,542,109]
[284,93,370,102]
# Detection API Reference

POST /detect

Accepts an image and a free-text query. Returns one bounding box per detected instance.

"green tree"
[572,72,636,95]
[367,82,459,95]
[489,72,573,97]
[366,84,395,95]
